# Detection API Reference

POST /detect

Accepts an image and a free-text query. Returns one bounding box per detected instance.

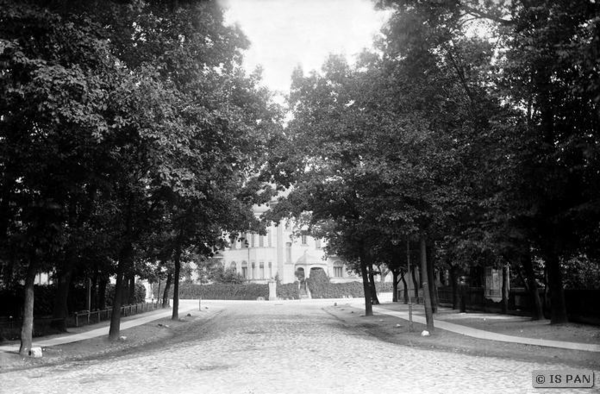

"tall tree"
[0,1,135,353]
[379,0,600,324]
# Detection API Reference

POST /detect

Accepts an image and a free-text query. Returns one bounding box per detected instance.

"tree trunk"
[98,276,108,310]
[50,267,72,332]
[411,264,419,301]
[108,267,124,341]
[51,248,76,332]
[400,273,408,304]
[127,274,135,305]
[546,252,568,324]
[19,259,37,356]
[156,279,161,304]
[543,264,551,311]
[426,243,438,313]
[359,244,372,316]
[367,262,379,305]
[172,241,182,321]
[162,273,172,308]
[521,249,544,320]
[420,235,434,332]
[392,270,399,303]
[501,263,510,314]
[450,264,458,309]
[91,269,98,311]
[109,242,132,341]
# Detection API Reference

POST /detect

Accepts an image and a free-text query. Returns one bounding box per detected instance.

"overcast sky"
[219,0,390,95]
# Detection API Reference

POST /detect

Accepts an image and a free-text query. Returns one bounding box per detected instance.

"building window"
[242,261,248,279]
[315,239,321,249]
[268,262,273,278]
[259,235,264,247]
[251,262,256,279]
[301,234,307,245]
[230,262,237,273]
[250,233,255,248]
[260,262,265,279]
[334,262,343,278]
[267,230,272,247]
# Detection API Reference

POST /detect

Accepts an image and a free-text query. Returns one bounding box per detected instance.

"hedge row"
[376,282,394,293]
[306,270,393,298]
[165,282,270,300]
[276,282,300,300]
[155,279,393,301]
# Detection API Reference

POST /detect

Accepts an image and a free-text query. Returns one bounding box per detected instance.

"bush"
[212,266,246,284]
[306,270,394,299]
[276,282,300,300]
[306,270,362,298]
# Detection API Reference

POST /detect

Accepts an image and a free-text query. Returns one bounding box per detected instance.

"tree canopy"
[0,0,283,352]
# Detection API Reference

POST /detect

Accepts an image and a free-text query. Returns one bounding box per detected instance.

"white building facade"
[217,207,359,285]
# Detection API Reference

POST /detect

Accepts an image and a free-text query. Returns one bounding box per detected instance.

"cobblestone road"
[1,301,596,394]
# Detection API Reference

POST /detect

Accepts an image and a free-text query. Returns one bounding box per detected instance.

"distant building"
[216,204,359,284]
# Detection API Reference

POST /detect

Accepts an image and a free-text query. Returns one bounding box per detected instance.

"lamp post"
[392,233,414,332]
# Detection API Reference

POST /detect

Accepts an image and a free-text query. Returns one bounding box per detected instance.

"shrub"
[307,270,363,298]
[276,282,300,299]
[306,270,395,299]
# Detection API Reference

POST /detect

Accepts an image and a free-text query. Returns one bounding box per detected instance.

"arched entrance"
[295,267,305,281]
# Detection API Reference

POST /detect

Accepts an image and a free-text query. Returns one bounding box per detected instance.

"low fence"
[74,302,159,327]
[0,302,160,340]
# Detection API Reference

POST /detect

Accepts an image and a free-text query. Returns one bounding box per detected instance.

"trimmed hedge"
[376,282,394,293]
[165,282,269,300]
[155,278,392,301]
[276,282,300,300]
[307,270,394,299]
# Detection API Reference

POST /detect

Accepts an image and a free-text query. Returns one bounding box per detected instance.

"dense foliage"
[265,0,600,323]
[0,0,282,351]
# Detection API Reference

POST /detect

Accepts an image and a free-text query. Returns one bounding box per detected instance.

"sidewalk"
[0,301,199,353]
[360,301,600,353]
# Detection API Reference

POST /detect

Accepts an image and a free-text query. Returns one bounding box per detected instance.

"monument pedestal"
[268,280,277,301]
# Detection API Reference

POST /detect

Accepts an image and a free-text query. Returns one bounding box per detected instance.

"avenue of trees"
[1,0,599,355]
[264,0,600,328]
[0,0,282,355]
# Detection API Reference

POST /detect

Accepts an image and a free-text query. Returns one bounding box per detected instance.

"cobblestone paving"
[1,301,597,394]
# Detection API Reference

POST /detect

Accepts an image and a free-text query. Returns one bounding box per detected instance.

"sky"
[219,0,390,96]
